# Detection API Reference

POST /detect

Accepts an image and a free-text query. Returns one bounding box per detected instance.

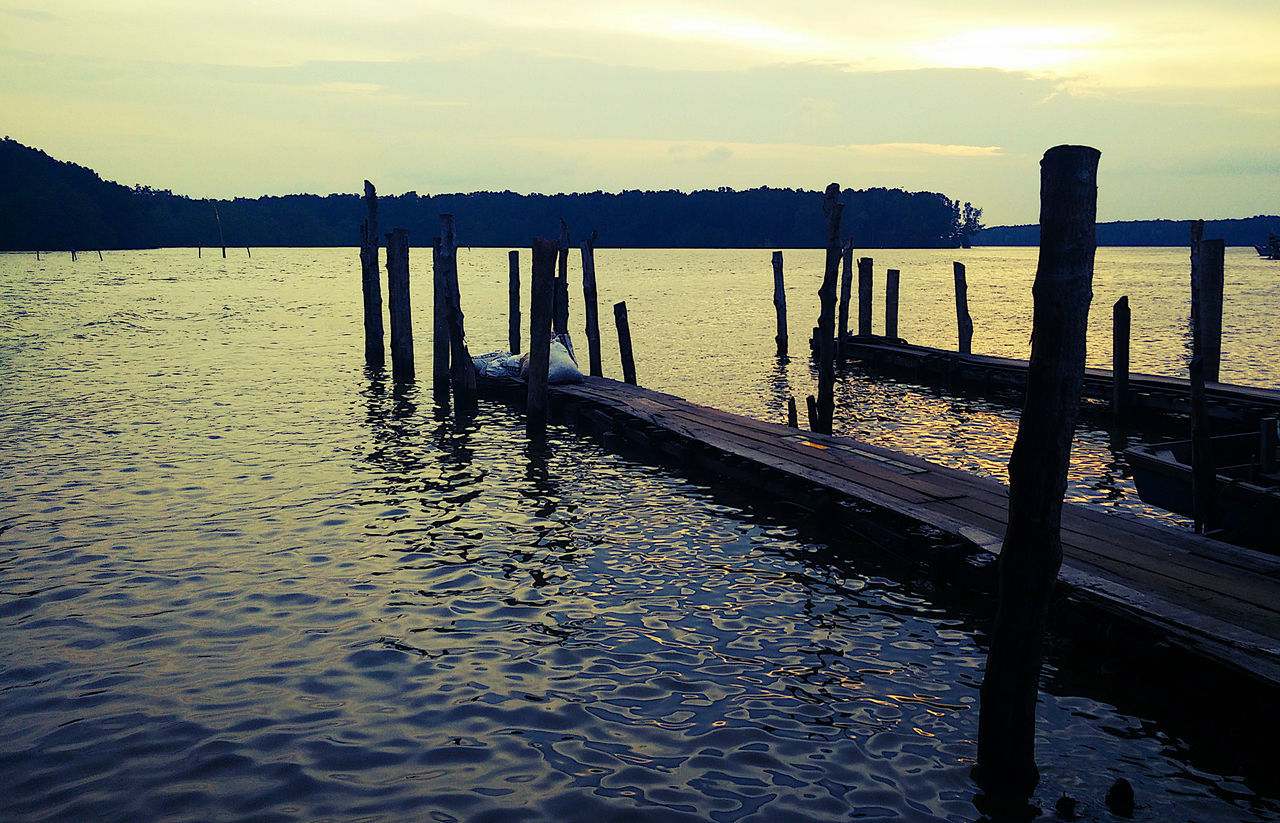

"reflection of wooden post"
[527,238,557,438]
[1189,221,1219,533]
[359,180,384,367]
[508,250,521,354]
[837,240,853,358]
[1112,296,1130,427]
[975,145,1100,820]
[438,215,476,408]
[885,268,901,340]
[581,231,603,377]
[384,227,414,383]
[772,251,788,357]
[857,256,873,337]
[614,301,637,385]
[954,261,973,354]
[815,183,842,435]
[554,219,570,337]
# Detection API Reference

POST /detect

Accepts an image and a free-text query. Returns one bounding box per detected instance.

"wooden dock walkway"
[506,375,1280,691]
[836,337,1280,425]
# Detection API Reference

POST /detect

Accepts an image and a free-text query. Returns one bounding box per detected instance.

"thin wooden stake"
[527,238,558,439]
[554,219,570,337]
[614,301,637,386]
[359,180,384,367]
[384,227,415,383]
[837,240,853,357]
[1112,296,1130,428]
[815,183,842,435]
[508,250,521,354]
[954,261,973,354]
[432,240,450,397]
[857,256,873,338]
[215,206,226,258]
[787,397,799,428]
[806,395,818,432]
[886,268,901,340]
[772,251,788,357]
[581,231,603,377]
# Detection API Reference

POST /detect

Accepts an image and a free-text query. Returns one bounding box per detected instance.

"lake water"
[1,247,1277,822]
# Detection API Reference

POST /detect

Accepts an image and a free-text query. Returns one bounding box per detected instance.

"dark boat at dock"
[1124,425,1280,549]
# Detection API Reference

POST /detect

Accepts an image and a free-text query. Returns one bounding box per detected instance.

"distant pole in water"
[527,237,558,439]
[71,250,77,262]
[772,251,788,357]
[384,227,415,383]
[837,240,853,358]
[197,246,201,258]
[581,230,603,377]
[246,247,251,258]
[857,256,873,338]
[954,261,973,355]
[554,219,570,337]
[215,206,226,258]
[815,183,842,436]
[508,250,521,355]
[1112,296,1130,428]
[974,144,1100,820]
[885,268,901,340]
[614,301,637,386]
[35,250,40,261]
[97,250,103,261]
[1188,221,1220,533]
[359,179,384,367]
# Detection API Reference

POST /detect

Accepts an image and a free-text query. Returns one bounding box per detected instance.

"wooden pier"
[835,336,1280,425]
[482,373,1280,693]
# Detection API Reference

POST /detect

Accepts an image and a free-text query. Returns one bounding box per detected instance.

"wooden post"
[359,180,384,367]
[384,227,415,383]
[215,206,226,258]
[815,183,842,435]
[886,268,901,340]
[554,219,570,337]
[581,231,603,377]
[527,238,557,439]
[508,250,521,354]
[614,301,637,385]
[1192,235,1225,383]
[787,397,798,428]
[1112,296,1130,428]
[1260,417,1278,474]
[432,241,450,397]
[36,250,41,261]
[772,251,788,357]
[806,395,818,432]
[438,214,476,408]
[857,256,873,337]
[974,145,1100,819]
[71,250,77,262]
[1189,222,1219,533]
[954,261,973,354]
[246,247,251,258]
[97,250,103,261]
[837,240,853,358]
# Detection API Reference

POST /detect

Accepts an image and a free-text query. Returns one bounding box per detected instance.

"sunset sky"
[2,0,1277,225]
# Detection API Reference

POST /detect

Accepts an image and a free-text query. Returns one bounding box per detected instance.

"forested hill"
[976,217,1280,247]
[1,138,978,251]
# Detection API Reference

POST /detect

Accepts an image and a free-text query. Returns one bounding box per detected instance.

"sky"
[1,1,1278,225]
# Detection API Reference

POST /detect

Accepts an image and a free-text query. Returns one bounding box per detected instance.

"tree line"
[1,138,981,251]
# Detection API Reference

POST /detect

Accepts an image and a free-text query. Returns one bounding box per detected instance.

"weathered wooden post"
[438,214,476,409]
[508,250,521,354]
[1189,222,1220,533]
[857,256,873,337]
[614,301,637,385]
[359,180,384,367]
[1191,231,1225,383]
[837,240,854,358]
[384,227,415,383]
[954,261,973,354]
[885,268,901,340]
[432,241,450,397]
[581,230,603,377]
[806,395,818,432]
[772,251,788,357]
[815,184,842,435]
[974,145,1100,819]
[787,397,799,428]
[527,238,558,439]
[1112,296,1130,428]
[554,219,570,337]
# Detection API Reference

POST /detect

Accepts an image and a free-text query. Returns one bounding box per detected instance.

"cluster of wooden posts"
[355,180,638,436]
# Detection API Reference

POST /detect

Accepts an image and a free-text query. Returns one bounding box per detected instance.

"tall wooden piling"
[1189,222,1220,533]
[384,227,414,383]
[954,261,973,355]
[432,242,449,396]
[815,184,843,435]
[438,215,476,408]
[837,241,854,358]
[508,250,521,354]
[885,268,901,340]
[974,145,1100,819]
[554,219,570,337]
[857,256,873,338]
[772,251,788,357]
[1191,230,1225,383]
[1112,296,1130,427]
[359,180,384,367]
[527,238,558,439]
[581,231,603,377]
[614,301,637,386]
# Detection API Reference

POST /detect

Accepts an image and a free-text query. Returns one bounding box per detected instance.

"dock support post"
[554,219,570,337]
[954,261,973,355]
[359,180,384,368]
[857,256,873,338]
[432,242,450,397]
[837,240,853,358]
[581,231,603,377]
[1112,296,1130,428]
[385,227,415,383]
[1189,221,1220,533]
[614,301,637,385]
[886,268,901,340]
[508,250,521,354]
[772,251,788,357]
[437,215,476,410]
[527,238,557,439]
[815,183,843,436]
[787,397,799,428]
[806,395,818,432]
[974,144,1100,819]
[1191,227,1225,383]
[1261,417,1278,474]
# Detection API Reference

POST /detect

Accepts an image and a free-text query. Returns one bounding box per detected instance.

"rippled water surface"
[1,248,1277,822]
